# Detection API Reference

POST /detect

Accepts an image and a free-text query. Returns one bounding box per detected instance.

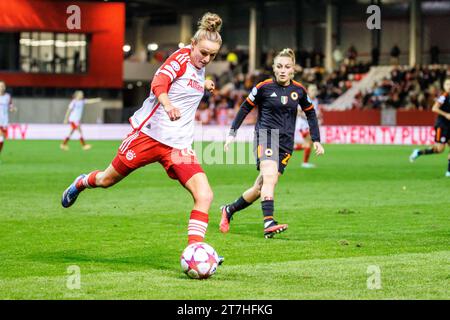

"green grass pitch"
[0,140,448,299]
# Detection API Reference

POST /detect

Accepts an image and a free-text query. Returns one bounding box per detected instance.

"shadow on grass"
[27,250,176,272]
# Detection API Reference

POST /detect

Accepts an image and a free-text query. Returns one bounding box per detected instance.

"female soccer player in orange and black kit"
[220,49,325,238]
[410,78,450,177]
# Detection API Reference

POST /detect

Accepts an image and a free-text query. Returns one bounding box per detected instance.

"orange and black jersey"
[230,78,320,149]
[435,92,450,127]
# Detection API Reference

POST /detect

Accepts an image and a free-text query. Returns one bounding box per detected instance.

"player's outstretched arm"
[9,102,17,113]
[85,98,102,104]
[224,100,253,151]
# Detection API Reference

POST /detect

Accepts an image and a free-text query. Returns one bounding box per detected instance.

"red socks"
[75,170,100,191]
[303,147,311,163]
[188,210,208,244]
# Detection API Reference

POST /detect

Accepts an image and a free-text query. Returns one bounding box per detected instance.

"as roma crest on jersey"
[281,96,288,105]
[290,92,298,101]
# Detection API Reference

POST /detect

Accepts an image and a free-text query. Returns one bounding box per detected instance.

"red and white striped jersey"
[130,46,206,149]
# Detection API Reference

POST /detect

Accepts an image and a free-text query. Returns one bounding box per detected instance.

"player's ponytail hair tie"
[192,12,223,45]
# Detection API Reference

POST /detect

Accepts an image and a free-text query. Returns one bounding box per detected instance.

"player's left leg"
[61,126,76,151]
[183,172,213,245]
[183,171,224,265]
[259,160,288,238]
[77,126,91,150]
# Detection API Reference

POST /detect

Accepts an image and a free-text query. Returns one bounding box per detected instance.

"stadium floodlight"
[123,44,131,53]
[148,43,158,51]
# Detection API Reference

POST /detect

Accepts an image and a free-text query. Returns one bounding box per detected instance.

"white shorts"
[296,118,309,131]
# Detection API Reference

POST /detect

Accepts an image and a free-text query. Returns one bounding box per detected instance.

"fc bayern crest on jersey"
[281,96,288,105]
[126,149,136,161]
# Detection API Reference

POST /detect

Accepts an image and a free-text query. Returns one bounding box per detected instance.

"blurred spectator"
[195,98,213,124]
[352,65,449,110]
[333,47,344,68]
[430,45,440,64]
[346,45,358,66]
[390,45,401,65]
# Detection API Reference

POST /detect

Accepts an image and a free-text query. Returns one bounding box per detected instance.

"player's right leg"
[301,134,315,168]
[446,142,450,177]
[0,128,5,155]
[220,174,262,233]
[61,165,124,208]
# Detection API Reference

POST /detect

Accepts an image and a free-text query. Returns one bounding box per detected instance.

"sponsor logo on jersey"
[126,149,136,161]
[187,79,204,93]
[290,92,298,100]
[270,92,277,97]
[252,87,258,96]
[281,96,288,105]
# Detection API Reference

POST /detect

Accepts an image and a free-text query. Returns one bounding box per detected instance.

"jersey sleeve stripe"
[246,97,256,107]
[160,70,174,81]
[292,80,307,91]
[303,104,314,111]
[179,57,189,65]
[164,65,177,78]
[256,79,273,89]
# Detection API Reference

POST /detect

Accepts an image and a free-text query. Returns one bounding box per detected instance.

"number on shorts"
[281,153,291,165]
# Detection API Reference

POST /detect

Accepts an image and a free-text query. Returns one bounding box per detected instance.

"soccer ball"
[180,242,219,279]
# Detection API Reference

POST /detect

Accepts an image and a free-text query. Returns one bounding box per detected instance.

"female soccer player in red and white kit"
[60,90,101,151]
[0,81,16,157]
[294,84,322,168]
[62,13,224,252]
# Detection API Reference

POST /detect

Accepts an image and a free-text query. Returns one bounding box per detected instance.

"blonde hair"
[274,48,296,65]
[192,12,223,45]
[73,90,84,99]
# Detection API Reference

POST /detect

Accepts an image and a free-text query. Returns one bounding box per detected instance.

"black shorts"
[254,134,293,174]
[434,125,450,144]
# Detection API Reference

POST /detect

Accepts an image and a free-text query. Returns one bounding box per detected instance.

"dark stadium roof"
[87,0,450,25]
